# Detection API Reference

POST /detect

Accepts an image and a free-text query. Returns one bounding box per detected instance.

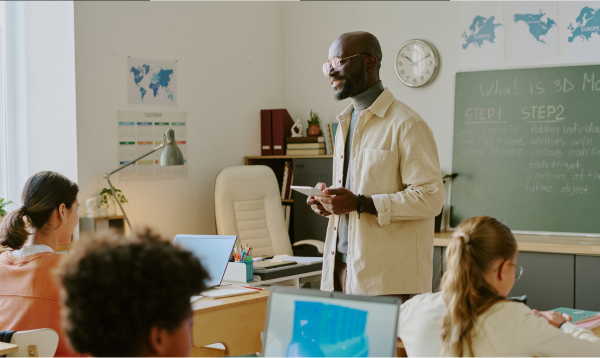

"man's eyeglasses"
[322,52,370,76]
[493,261,525,280]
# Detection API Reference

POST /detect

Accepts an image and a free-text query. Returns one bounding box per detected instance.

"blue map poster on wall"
[127,57,177,107]
[510,2,558,64]
[460,3,504,68]
[566,2,600,62]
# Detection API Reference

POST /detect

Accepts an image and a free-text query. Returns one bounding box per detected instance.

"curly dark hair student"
[56,228,209,357]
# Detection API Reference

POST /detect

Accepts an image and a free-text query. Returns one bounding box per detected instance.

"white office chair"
[215,165,324,257]
[6,328,59,357]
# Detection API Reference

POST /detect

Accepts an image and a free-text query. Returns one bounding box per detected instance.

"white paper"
[565,2,600,62]
[510,2,558,64]
[128,57,177,107]
[190,295,203,303]
[460,2,505,68]
[271,255,323,265]
[117,110,188,181]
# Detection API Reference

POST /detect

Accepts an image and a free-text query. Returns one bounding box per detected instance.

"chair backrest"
[215,165,293,257]
[7,328,59,357]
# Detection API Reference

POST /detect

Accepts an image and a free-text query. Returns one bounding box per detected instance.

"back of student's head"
[56,228,209,357]
[440,216,517,357]
[0,171,79,250]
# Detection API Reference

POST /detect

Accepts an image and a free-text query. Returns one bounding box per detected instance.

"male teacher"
[307,31,444,298]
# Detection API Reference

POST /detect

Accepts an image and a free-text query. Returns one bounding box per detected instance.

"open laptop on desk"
[173,234,258,299]
[263,287,400,357]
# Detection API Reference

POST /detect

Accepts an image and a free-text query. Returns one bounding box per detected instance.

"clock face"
[395,40,439,88]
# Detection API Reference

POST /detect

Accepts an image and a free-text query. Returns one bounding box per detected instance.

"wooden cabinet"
[508,252,575,311]
[292,158,333,245]
[576,255,600,311]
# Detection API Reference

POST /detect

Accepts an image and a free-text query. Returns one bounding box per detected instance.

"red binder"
[271,109,294,156]
[260,110,272,156]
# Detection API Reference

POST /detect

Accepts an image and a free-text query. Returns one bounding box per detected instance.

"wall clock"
[395,39,439,88]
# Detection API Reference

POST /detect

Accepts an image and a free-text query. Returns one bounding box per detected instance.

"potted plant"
[435,173,457,232]
[0,198,13,223]
[99,188,128,217]
[307,110,322,137]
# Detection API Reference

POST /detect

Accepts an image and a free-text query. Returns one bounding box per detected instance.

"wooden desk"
[190,290,269,357]
[435,231,600,255]
[0,342,18,355]
[0,241,75,254]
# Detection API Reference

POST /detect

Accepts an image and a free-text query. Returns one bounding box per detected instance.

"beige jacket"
[320,88,444,295]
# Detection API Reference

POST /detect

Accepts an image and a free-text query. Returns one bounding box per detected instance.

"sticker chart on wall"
[117,110,188,181]
[127,57,177,107]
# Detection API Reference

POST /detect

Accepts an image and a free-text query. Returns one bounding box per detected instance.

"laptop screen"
[263,288,400,357]
[173,234,236,288]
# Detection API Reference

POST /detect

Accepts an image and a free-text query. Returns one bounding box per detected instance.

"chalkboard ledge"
[434,232,600,256]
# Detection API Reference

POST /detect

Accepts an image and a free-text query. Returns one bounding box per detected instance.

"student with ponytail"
[399,216,600,357]
[0,171,80,357]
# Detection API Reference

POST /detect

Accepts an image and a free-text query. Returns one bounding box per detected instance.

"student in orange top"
[0,171,80,357]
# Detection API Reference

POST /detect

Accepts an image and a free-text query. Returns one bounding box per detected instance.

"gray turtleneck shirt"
[337,81,384,263]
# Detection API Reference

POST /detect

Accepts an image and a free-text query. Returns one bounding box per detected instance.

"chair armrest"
[292,240,324,254]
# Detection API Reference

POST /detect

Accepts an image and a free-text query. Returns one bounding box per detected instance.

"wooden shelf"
[245,155,333,163]
[435,231,600,256]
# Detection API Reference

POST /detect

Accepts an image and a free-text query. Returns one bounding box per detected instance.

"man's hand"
[532,309,572,328]
[307,182,331,217]
[316,187,358,216]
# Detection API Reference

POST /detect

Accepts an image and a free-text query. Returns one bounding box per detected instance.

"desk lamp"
[103,128,184,232]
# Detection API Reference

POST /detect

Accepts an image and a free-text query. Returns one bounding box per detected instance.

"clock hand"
[401,54,414,63]
[416,54,431,63]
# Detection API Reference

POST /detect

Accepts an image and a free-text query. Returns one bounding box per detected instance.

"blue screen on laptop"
[173,235,236,288]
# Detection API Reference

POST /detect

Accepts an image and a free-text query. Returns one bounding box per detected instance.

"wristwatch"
[357,194,365,218]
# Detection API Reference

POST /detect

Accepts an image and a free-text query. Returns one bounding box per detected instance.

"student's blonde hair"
[440,216,517,357]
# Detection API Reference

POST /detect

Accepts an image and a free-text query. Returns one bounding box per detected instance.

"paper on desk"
[190,295,203,303]
[271,255,323,264]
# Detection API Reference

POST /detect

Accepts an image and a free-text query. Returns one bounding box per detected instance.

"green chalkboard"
[451,64,600,234]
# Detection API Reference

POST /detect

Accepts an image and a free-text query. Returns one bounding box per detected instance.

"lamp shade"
[160,128,184,166]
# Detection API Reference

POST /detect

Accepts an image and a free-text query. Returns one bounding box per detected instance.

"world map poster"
[510,2,558,64]
[460,2,505,68]
[127,57,178,107]
[565,2,600,62]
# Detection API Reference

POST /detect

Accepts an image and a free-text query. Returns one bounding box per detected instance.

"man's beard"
[332,67,366,101]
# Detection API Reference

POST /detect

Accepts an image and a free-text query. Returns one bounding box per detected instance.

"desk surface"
[0,241,74,254]
[0,342,18,355]
[192,290,270,314]
[435,231,600,256]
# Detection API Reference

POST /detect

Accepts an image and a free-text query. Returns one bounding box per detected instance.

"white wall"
[74,2,284,238]
[26,2,77,182]
[74,1,596,237]
[280,2,592,176]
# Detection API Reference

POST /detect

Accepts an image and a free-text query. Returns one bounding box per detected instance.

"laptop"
[173,234,258,299]
[263,287,401,357]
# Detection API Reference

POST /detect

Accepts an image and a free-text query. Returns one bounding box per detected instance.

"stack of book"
[324,123,338,153]
[554,307,600,329]
[286,137,326,156]
[281,161,293,230]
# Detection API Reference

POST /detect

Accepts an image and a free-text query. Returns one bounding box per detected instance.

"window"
[0,1,28,209]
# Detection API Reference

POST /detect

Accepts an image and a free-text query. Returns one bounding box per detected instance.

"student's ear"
[147,325,168,356]
[498,260,511,281]
[58,203,68,225]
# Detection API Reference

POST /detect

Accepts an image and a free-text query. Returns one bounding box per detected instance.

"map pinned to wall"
[510,2,558,64]
[460,3,504,68]
[128,57,177,107]
[566,2,600,62]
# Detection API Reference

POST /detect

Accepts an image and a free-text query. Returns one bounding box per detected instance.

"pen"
[242,286,264,290]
